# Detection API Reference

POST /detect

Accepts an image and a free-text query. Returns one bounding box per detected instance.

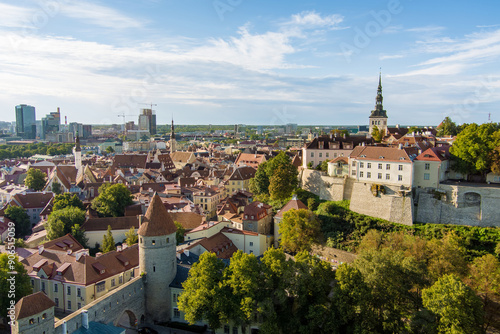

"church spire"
[74,131,81,152]
[375,70,383,110]
[171,117,175,140]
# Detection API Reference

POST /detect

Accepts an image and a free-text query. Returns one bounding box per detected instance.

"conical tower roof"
[138,193,177,236]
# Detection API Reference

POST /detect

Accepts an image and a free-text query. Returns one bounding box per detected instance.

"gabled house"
[234,153,267,169]
[226,166,256,195]
[273,196,307,247]
[242,201,273,234]
[349,146,415,188]
[413,147,450,189]
[4,191,55,226]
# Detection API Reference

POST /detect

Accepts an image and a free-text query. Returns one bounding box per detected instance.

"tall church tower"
[368,72,388,136]
[137,193,177,322]
[73,132,82,178]
[169,118,177,153]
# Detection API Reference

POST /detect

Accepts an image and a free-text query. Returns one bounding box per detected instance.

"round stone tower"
[137,193,177,322]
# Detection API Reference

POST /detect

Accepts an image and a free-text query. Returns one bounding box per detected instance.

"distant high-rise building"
[41,107,61,139]
[138,108,156,135]
[15,104,36,139]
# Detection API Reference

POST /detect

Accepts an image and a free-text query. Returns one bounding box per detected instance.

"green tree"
[437,117,458,137]
[51,180,62,195]
[71,224,88,248]
[125,227,138,246]
[4,206,31,238]
[249,161,270,196]
[52,193,85,212]
[46,207,86,240]
[91,183,133,217]
[468,254,500,332]
[24,168,47,191]
[280,209,320,253]
[0,254,32,319]
[407,126,422,134]
[450,122,500,176]
[101,225,116,253]
[268,153,298,202]
[177,252,228,330]
[422,274,484,334]
[105,146,115,154]
[371,125,384,143]
[175,221,185,245]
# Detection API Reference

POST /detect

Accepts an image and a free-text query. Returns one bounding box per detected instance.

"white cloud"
[59,1,143,29]
[379,54,404,60]
[286,11,344,29]
[0,3,35,28]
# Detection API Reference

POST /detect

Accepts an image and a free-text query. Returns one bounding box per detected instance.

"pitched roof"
[11,192,54,209]
[187,232,238,259]
[275,198,308,219]
[137,193,177,236]
[349,146,412,163]
[169,212,204,230]
[39,234,84,253]
[305,135,373,150]
[243,201,272,220]
[82,216,139,232]
[414,147,450,162]
[229,166,256,181]
[234,153,266,168]
[170,151,194,163]
[113,154,148,168]
[15,292,55,319]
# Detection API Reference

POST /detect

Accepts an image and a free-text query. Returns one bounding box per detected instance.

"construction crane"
[140,102,157,110]
[117,112,135,138]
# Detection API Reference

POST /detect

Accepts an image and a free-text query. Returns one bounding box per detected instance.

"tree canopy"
[175,221,185,245]
[125,227,138,246]
[178,249,335,333]
[91,183,133,217]
[24,168,47,191]
[450,122,500,176]
[0,254,32,318]
[46,206,86,240]
[4,205,31,238]
[423,274,484,334]
[250,152,298,204]
[279,208,320,253]
[101,225,116,253]
[52,193,85,212]
[371,125,384,143]
[437,117,458,137]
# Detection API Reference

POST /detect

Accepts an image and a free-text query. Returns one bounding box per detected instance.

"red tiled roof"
[350,146,412,163]
[137,193,177,236]
[275,198,308,219]
[15,292,55,319]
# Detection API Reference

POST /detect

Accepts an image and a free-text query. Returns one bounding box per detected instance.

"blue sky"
[1,0,500,127]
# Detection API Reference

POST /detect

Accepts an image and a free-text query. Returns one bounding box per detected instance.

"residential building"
[413,147,450,189]
[3,191,54,226]
[242,201,273,234]
[273,196,307,247]
[302,135,372,169]
[226,166,256,195]
[349,146,415,188]
[15,104,36,139]
[234,152,266,169]
[21,244,139,313]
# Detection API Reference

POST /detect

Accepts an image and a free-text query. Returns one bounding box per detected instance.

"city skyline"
[1,1,500,126]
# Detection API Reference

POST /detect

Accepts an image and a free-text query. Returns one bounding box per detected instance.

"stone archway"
[116,310,137,329]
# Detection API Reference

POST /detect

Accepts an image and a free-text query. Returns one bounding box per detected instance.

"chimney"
[38,245,44,255]
[117,245,122,252]
[96,252,103,257]
[81,310,89,329]
[398,144,403,150]
[138,215,143,226]
[62,321,67,334]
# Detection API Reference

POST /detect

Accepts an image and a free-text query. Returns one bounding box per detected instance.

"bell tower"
[169,118,176,153]
[369,71,388,137]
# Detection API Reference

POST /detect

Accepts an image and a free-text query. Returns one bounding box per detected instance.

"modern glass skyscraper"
[15,104,36,139]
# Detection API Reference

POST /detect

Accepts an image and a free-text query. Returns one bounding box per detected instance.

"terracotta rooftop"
[15,292,55,320]
[39,234,84,253]
[229,166,256,181]
[350,146,412,163]
[187,232,238,259]
[414,147,450,162]
[82,216,139,232]
[138,193,177,236]
[10,192,54,209]
[275,197,308,219]
[169,212,204,230]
